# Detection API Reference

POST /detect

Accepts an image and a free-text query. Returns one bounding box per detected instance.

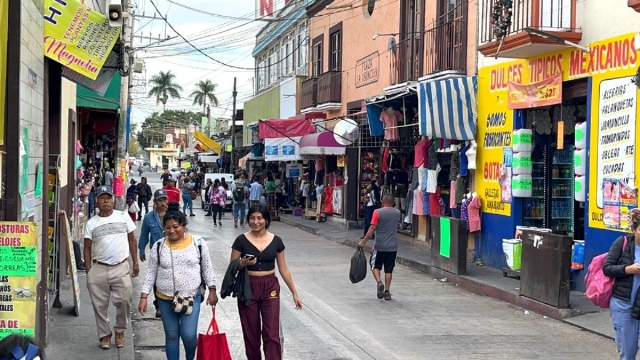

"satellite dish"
[333,118,359,146]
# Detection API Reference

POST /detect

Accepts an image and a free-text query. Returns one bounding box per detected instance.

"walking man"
[139,189,169,318]
[136,177,152,220]
[104,168,114,186]
[162,177,181,203]
[84,186,139,349]
[231,176,249,228]
[249,176,263,208]
[358,194,400,301]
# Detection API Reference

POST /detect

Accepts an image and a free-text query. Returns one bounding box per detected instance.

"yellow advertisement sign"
[0,223,39,340]
[476,32,640,227]
[43,0,120,80]
[0,0,7,146]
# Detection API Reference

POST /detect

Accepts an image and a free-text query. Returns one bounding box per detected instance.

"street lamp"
[523,27,590,53]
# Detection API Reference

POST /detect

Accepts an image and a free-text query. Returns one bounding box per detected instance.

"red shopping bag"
[196,307,232,360]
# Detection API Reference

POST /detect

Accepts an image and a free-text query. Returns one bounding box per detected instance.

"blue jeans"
[157,294,202,360]
[611,308,640,359]
[233,203,246,224]
[182,193,193,215]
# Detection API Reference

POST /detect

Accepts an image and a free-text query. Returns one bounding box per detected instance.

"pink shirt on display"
[380,110,403,141]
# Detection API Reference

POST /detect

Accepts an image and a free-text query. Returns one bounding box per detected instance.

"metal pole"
[231,77,237,173]
[206,104,211,137]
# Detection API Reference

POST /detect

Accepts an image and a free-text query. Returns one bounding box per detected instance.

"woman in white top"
[138,202,218,360]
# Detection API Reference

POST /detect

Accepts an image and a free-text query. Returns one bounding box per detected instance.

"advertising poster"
[61,51,117,96]
[43,0,120,80]
[0,223,39,340]
[508,73,562,109]
[264,137,301,162]
[0,0,7,146]
[602,178,638,230]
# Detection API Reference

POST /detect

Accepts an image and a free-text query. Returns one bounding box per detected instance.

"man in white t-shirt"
[84,185,139,350]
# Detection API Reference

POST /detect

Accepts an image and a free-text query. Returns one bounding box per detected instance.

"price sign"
[575,128,585,142]
[513,156,532,168]
[508,73,563,109]
[512,178,532,191]
[0,247,37,276]
[537,85,560,101]
[575,180,583,193]
[513,133,532,145]
[574,153,582,167]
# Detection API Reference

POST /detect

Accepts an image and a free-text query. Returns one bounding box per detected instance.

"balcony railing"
[317,71,341,104]
[424,19,467,75]
[390,37,422,85]
[301,77,317,109]
[480,0,577,43]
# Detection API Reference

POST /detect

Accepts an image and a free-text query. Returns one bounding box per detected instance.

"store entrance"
[522,80,587,240]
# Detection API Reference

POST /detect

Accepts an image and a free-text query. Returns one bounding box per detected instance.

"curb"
[282,217,585,322]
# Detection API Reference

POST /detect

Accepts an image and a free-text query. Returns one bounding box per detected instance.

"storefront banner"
[602,178,638,230]
[61,51,117,96]
[259,119,315,139]
[43,0,121,80]
[508,73,562,109]
[0,0,7,146]
[0,223,38,340]
[264,137,301,161]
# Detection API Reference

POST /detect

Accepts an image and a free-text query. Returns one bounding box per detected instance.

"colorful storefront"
[476,32,640,289]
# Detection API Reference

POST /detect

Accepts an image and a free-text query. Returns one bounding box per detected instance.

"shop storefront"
[475,33,640,289]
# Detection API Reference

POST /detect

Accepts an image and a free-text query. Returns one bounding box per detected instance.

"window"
[268,46,278,84]
[257,54,266,90]
[297,21,308,75]
[329,23,342,71]
[280,33,294,76]
[311,35,323,77]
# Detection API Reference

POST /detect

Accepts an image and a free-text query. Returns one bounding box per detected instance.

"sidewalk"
[279,214,614,340]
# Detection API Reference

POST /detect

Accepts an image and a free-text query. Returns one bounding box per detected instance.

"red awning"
[258,119,316,139]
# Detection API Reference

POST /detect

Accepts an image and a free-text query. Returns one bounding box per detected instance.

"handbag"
[129,202,140,213]
[190,190,198,200]
[169,245,195,315]
[196,307,232,360]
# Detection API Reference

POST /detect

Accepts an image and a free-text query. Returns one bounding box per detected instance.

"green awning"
[76,73,122,110]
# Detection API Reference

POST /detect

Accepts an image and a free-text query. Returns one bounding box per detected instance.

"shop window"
[268,46,278,84]
[329,22,342,71]
[257,55,267,91]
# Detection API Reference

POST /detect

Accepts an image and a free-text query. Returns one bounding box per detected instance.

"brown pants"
[238,274,283,360]
[86,261,133,339]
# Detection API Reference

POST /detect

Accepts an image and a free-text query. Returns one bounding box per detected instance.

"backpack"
[584,236,629,308]
[156,236,207,303]
[233,186,246,202]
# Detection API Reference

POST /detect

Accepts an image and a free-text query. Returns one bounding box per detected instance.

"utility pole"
[206,105,211,137]
[230,77,237,173]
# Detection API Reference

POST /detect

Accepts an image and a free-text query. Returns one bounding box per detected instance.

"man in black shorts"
[359,194,401,300]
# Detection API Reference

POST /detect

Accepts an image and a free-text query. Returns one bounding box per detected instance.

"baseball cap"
[95,185,114,197]
[154,189,169,200]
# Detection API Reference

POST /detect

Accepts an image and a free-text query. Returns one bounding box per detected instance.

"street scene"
[3,0,640,359]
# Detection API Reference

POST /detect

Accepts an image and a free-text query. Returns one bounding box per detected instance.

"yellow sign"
[0,0,7,146]
[43,0,120,80]
[337,155,345,167]
[476,32,640,228]
[0,223,38,340]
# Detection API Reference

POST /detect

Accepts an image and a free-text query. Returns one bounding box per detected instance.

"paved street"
[127,172,617,360]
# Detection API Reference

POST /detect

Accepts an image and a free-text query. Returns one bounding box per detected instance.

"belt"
[92,259,127,266]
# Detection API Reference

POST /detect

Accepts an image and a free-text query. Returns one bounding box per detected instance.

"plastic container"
[575,122,587,149]
[512,152,533,175]
[512,174,533,198]
[574,148,586,176]
[512,129,533,152]
[503,239,522,270]
[575,175,586,202]
[572,240,585,270]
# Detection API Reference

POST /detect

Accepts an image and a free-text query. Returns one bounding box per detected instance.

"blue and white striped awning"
[418,76,478,140]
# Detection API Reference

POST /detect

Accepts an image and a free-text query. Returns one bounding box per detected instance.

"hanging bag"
[129,201,140,213]
[349,247,367,284]
[584,236,629,308]
[196,307,232,360]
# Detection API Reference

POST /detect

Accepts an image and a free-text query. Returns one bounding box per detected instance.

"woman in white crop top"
[138,202,218,360]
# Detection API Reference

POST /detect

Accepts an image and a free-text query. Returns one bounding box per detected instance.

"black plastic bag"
[349,248,368,284]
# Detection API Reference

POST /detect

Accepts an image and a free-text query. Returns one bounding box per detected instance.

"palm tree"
[148,70,183,110]
[190,80,219,114]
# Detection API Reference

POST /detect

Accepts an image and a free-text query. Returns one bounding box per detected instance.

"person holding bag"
[138,202,218,360]
[603,209,640,359]
[230,204,302,360]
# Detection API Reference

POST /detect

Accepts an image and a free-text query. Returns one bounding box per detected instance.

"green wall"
[242,86,280,146]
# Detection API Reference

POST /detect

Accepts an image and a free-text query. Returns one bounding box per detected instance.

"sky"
[128,0,262,130]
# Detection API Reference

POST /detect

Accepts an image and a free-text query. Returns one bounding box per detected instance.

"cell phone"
[244,254,256,260]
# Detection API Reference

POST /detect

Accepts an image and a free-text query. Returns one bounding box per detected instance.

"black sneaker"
[376,282,384,299]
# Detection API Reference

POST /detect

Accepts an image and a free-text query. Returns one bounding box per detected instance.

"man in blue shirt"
[249,177,264,208]
[138,189,169,317]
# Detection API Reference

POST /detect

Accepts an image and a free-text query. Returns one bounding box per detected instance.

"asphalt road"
[131,170,617,360]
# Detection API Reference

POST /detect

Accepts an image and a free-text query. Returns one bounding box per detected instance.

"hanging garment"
[468,196,482,232]
[449,151,460,182]
[323,187,334,214]
[455,176,468,204]
[382,146,390,172]
[404,189,414,223]
[429,186,441,216]
[450,180,457,209]
[423,191,430,215]
[414,138,431,168]
[427,141,439,170]
[460,198,471,230]
[459,144,470,177]
[426,164,441,194]
[418,166,428,191]
[380,110,403,141]
[413,189,424,216]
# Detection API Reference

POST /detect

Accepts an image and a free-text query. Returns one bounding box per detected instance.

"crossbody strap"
[169,243,177,295]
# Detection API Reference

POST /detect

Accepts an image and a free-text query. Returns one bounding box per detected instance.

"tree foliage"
[148,70,183,110]
[190,80,219,113]
[135,110,205,150]
[128,136,140,157]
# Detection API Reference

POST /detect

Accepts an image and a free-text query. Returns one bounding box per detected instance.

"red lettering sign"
[490,64,523,92]
[568,36,639,78]
[528,54,563,83]
[483,162,502,181]
[260,0,273,17]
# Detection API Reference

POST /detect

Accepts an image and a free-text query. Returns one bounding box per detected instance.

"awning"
[299,131,345,155]
[418,76,478,140]
[77,73,122,110]
[259,118,315,139]
[193,131,223,154]
[238,153,250,168]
